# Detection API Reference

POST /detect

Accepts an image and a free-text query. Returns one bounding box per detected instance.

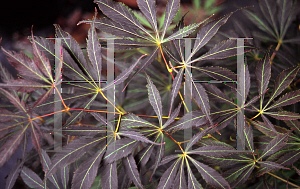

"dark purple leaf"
[5,160,24,189]
[188,156,230,189]
[95,0,154,40]
[0,129,25,169]
[91,112,115,132]
[292,165,300,176]
[265,111,300,120]
[257,161,289,176]
[121,113,156,128]
[44,137,105,180]
[161,0,180,40]
[202,83,235,105]
[188,145,248,158]
[164,102,182,129]
[244,121,254,152]
[225,164,255,188]
[277,149,300,166]
[40,150,61,189]
[72,146,106,189]
[113,39,156,50]
[173,159,187,189]
[261,114,278,134]
[62,125,106,136]
[185,127,211,151]
[137,0,158,35]
[101,162,118,189]
[150,134,165,180]
[168,68,183,116]
[157,157,181,189]
[122,154,145,189]
[189,13,233,60]
[186,161,202,189]
[21,166,44,189]
[118,131,164,145]
[146,73,163,127]
[259,133,289,159]
[266,90,300,110]
[103,138,139,164]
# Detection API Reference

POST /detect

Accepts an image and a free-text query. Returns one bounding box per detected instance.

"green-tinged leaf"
[79,17,148,40]
[261,114,278,134]
[5,160,24,189]
[21,166,44,189]
[223,164,255,188]
[264,111,300,120]
[121,113,157,128]
[137,0,158,35]
[1,47,47,82]
[173,158,187,189]
[30,87,54,112]
[137,144,154,171]
[202,83,235,106]
[101,162,118,189]
[54,24,92,80]
[62,125,106,136]
[157,157,181,189]
[243,9,276,38]
[266,90,300,110]
[113,39,156,50]
[188,145,248,158]
[188,156,230,189]
[161,0,180,40]
[259,0,278,37]
[188,13,232,62]
[118,131,164,145]
[95,0,154,41]
[167,110,206,132]
[163,102,182,129]
[185,127,211,151]
[145,73,163,127]
[251,120,289,137]
[72,145,106,189]
[190,40,256,64]
[265,65,300,107]
[44,137,105,180]
[169,68,183,116]
[102,54,146,91]
[186,159,203,189]
[124,47,159,90]
[257,161,289,176]
[122,154,145,189]
[87,13,102,85]
[103,138,139,164]
[258,133,289,160]
[163,22,203,43]
[0,129,25,169]
[192,82,213,126]
[91,112,115,132]
[278,0,294,35]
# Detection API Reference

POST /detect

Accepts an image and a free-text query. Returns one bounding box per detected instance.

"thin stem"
[270,40,282,64]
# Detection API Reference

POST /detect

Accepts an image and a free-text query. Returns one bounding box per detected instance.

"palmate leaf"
[103,138,139,164]
[173,158,187,189]
[72,145,106,189]
[244,121,254,152]
[161,0,180,40]
[264,111,300,120]
[44,136,106,180]
[223,163,255,188]
[40,150,61,189]
[188,145,249,158]
[157,157,181,189]
[185,127,211,151]
[102,54,146,91]
[60,166,69,189]
[258,133,289,160]
[95,0,154,41]
[265,65,300,108]
[189,40,256,64]
[150,133,165,180]
[101,162,118,189]
[277,149,300,166]
[113,39,156,50]
[266,90,300,110]
[145,73,163,127]
[186,159,202,189]
[188,156,230,189]
[187,13,233,62]
[137,0,158,36]
[121,113,157,128]
[202,83,235,106]
[163,102,182,129]
[21,166,44,189]
[256,161,289,177]
[90,112,115,132]
[122,154,144,189]
[261,114,278,134]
